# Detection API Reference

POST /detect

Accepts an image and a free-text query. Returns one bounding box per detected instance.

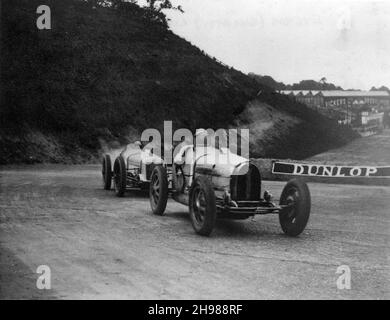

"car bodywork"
[171,146,287,219]
[122,143,163,186]
[104,142,164,191]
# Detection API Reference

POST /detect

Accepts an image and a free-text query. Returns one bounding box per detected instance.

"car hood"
[195,147,249,177]
[124,146,163,166]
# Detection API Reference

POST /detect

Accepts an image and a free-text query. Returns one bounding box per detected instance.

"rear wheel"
[279,179,311,237]
[149,166,169,215]
[114,156,127,197]
[102,154,112,190]
[189,176,217,236]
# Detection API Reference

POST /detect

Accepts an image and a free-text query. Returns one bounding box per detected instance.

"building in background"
[279,90,390,135]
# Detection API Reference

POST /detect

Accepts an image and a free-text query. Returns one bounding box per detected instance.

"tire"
[189,176,217,236]
[149,166,169,215]
[172,164,185,193]
[102,154,112,190]
[113,156,127,197]
[279,178,311,237]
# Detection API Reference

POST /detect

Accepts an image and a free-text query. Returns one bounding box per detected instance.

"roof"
[320,90,389,97]
[279,90,390,98]
[279,90,320,96]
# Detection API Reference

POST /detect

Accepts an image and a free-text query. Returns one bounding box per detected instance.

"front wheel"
[113,156,127,197]
[189,176,217,236]
[279,179,311,237]
[102,154,112,190]
[149,166,169,216]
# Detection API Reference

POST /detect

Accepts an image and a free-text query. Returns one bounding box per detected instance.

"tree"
[86,0,183,27]
[320,77,327,89]
[371,85,390,94]
[144,0,184,27]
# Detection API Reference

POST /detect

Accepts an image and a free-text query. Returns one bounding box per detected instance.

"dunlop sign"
[272,161,390,178]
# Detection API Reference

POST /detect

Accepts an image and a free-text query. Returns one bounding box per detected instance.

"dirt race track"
[0,165,389,299]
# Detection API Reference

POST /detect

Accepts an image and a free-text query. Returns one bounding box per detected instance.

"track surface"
[0,165,389,299]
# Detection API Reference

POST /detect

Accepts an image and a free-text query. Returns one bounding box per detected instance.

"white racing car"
[102,140,311,237]
[101,141,163,196]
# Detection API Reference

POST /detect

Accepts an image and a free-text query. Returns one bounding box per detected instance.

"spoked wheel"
[102,154,112,190]
[113,156,127,197]
[193,188,207,224]
[149,166,168,216]
[279,179,311,237]
[189,176,216,236]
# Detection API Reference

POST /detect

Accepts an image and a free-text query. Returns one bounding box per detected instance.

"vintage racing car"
[101,141,163,196]
[102,139,311,237]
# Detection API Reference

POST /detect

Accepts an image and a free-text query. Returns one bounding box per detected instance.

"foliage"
[144,0,184,27]
[85,0,183,27]
[249,74,344,91]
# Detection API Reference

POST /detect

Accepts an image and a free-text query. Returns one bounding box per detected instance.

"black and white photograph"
[0,0,389,303]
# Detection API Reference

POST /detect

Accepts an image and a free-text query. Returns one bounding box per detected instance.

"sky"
[166,0,390,90]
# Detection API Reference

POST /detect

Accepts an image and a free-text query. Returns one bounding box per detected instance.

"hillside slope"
[308,129,390,166]
[0,0,356,163]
